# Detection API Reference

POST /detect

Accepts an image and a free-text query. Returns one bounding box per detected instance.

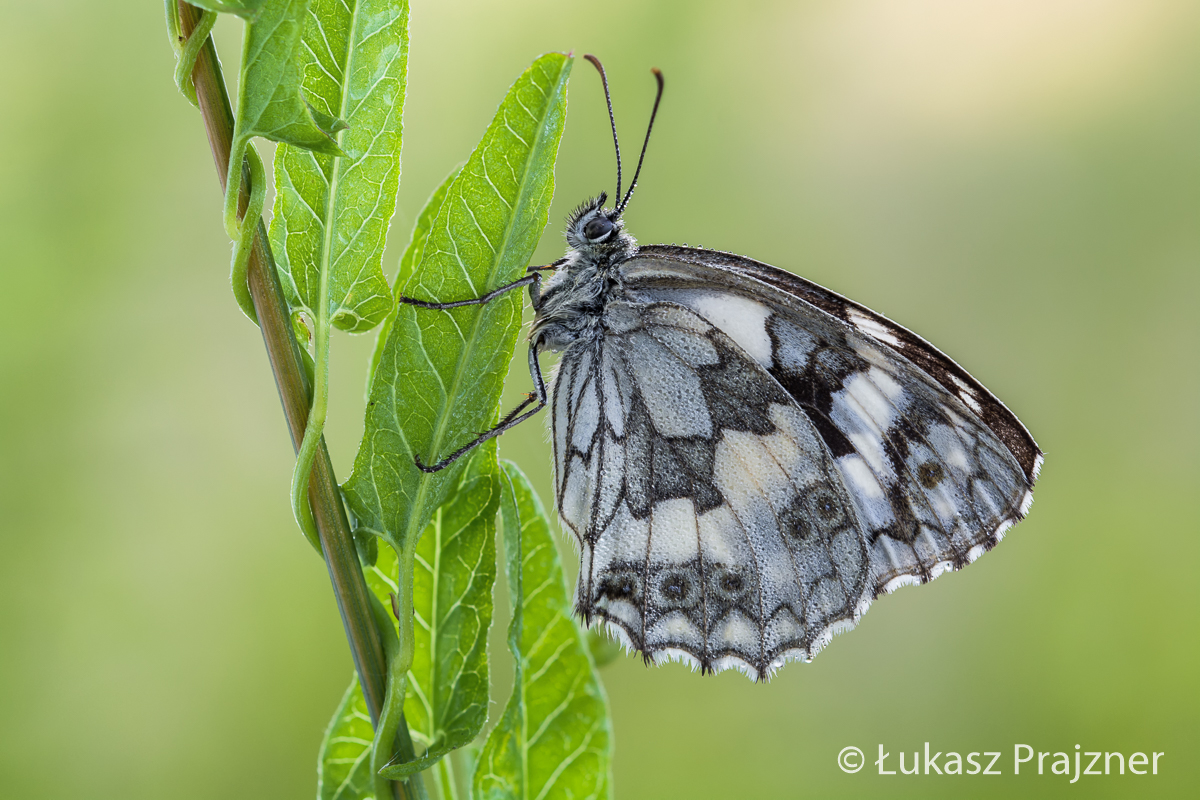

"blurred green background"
[1,1,1197,797]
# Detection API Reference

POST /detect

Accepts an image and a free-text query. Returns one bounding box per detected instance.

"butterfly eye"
[582,215,614,242]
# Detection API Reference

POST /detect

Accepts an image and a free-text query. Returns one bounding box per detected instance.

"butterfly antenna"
[584,54,622,208]
[616,67,664,216]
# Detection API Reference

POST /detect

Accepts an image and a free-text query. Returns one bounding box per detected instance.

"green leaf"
[234,0,346,156]
[317,676,375,800]
[366,164,462,399]
[377,445,500,779]
[270,0,411,334]
[393,165,464,294]
[343,52,572,556]
[186,0,266,19]
[474,461,613,800]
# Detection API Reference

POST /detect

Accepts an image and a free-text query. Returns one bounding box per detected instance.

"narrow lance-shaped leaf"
[373,444,499,779]
[270,0,410,333]
[474,461,613,800]
[233,0,346,155]
[344,52,572,557]
[316,676,375,800]
[352,446,499,782]
[366,164,462,398]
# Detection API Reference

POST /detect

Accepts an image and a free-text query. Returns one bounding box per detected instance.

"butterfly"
[402,55,1042,681]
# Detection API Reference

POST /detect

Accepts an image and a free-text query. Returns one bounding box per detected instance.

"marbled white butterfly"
[403,56,1042,681]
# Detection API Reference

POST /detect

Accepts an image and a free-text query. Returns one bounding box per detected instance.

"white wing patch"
[847,308,901,346]
[626,332,713,438]
[663,290,774,367]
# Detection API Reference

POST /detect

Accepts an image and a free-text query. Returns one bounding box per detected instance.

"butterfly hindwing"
[553,300,874,679]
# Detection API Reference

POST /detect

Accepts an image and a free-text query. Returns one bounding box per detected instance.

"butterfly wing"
[552,246,1041,679]
[554,300,876,680]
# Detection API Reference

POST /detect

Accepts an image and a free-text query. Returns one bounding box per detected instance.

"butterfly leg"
[526,256,569,272]
[396,257,567,310]
[397,273,540,310]
[413,339,550,473]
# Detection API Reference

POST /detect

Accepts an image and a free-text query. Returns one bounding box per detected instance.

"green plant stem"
[290,310,328,549]
[434,756,459,800]
[372,542,424,800]
[173,4,423,797]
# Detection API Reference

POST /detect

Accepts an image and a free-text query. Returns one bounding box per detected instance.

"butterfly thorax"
[531,197,637,351]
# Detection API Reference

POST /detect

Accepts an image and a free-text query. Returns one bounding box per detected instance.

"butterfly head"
[565,192,626,252]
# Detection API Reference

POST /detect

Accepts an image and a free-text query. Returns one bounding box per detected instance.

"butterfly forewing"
[627,245,1042,484]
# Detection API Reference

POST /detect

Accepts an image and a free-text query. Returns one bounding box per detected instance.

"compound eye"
[582,215,614,242]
